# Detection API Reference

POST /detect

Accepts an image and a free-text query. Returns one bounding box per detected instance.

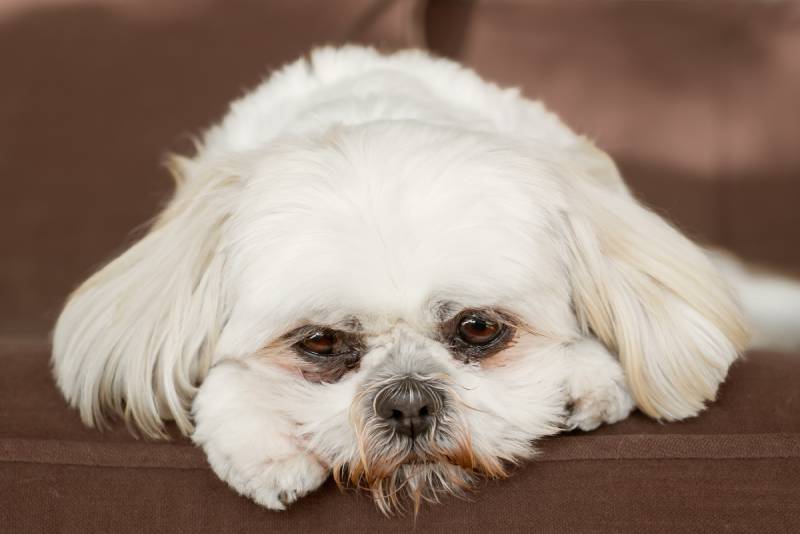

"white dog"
[52,46,799,513]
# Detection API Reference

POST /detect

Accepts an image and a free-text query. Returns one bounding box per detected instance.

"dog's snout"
[375,380,442,439]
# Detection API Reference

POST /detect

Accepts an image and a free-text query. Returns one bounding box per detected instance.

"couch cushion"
[2,338,798,532]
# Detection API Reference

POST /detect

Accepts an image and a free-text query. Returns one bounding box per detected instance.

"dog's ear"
[53,158,237,438]
[565,137,628,195]
[564,169,748,420]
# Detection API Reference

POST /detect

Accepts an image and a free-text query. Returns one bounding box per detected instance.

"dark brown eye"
[299,330,340,355]
[457,314,503,346]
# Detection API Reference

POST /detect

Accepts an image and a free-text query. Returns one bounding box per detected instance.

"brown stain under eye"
[253,338,361,384]
[252,343,303,376]
[471,327,556,369]
[300,354,361,383]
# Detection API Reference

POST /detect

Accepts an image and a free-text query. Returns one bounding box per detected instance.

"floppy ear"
[52,158,237,438]
[565,137,629,195]
[564,174,748,420]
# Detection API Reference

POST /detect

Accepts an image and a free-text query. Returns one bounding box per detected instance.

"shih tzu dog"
[52,46,797,513]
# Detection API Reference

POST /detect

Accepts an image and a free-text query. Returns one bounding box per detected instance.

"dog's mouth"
[333,430,509,515]
[333,457,474,515]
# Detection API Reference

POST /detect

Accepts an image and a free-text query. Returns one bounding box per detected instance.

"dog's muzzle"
[373,377,446,439]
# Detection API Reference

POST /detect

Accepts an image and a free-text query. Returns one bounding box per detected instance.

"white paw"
[247,455,329,510]
[192,362,330,510]
[566,374,635,431]
[565,341,636,431]
[205,446,329,510]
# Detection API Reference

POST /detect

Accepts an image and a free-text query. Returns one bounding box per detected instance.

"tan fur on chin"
[333,445,509,516]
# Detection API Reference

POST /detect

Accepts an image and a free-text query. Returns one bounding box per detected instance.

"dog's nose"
[375,380,441,439]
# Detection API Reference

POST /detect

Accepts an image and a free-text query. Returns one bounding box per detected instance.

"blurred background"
[2,0,799,340]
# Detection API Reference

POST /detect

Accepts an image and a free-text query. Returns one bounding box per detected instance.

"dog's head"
[53,121,747,511]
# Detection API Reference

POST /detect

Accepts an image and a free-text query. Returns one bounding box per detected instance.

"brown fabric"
[1,340,799,532]
[2,1,800,532]
[3,460,799,534]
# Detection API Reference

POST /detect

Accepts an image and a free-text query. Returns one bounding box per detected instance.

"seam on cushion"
[1,459,212,472]
[2,457,799,474]
[536,433,800,461]
[1,434,798,469]
[0,438,207,469]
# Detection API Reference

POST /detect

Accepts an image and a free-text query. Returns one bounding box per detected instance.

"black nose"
[374,380,441,439]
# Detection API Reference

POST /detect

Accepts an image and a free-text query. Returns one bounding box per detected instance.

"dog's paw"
[566,374,635,431]
[246,455,329,510]
[205,446,328,511]
[192,363,331,510]
[565,341,636,431]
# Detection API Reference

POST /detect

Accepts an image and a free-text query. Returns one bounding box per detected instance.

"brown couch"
[2,1,798,532]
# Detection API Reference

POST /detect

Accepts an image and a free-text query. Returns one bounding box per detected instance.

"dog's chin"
[334,434,509,515]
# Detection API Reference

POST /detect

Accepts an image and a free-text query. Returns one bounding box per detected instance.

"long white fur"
[52,46,793,510]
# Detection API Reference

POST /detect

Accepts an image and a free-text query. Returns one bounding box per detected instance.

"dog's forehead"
[226,123,571,339]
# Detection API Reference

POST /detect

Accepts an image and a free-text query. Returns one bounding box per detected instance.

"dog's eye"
[443,309,514,362]
[457,314,504,346]
[299,330,341,356]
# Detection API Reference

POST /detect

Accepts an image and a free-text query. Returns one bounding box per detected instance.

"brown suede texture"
[1,0,799,532]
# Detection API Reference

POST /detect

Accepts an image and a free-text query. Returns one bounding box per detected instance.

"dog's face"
[222,122,575,510]
[256,314,565,512]
[54,119,746,513]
